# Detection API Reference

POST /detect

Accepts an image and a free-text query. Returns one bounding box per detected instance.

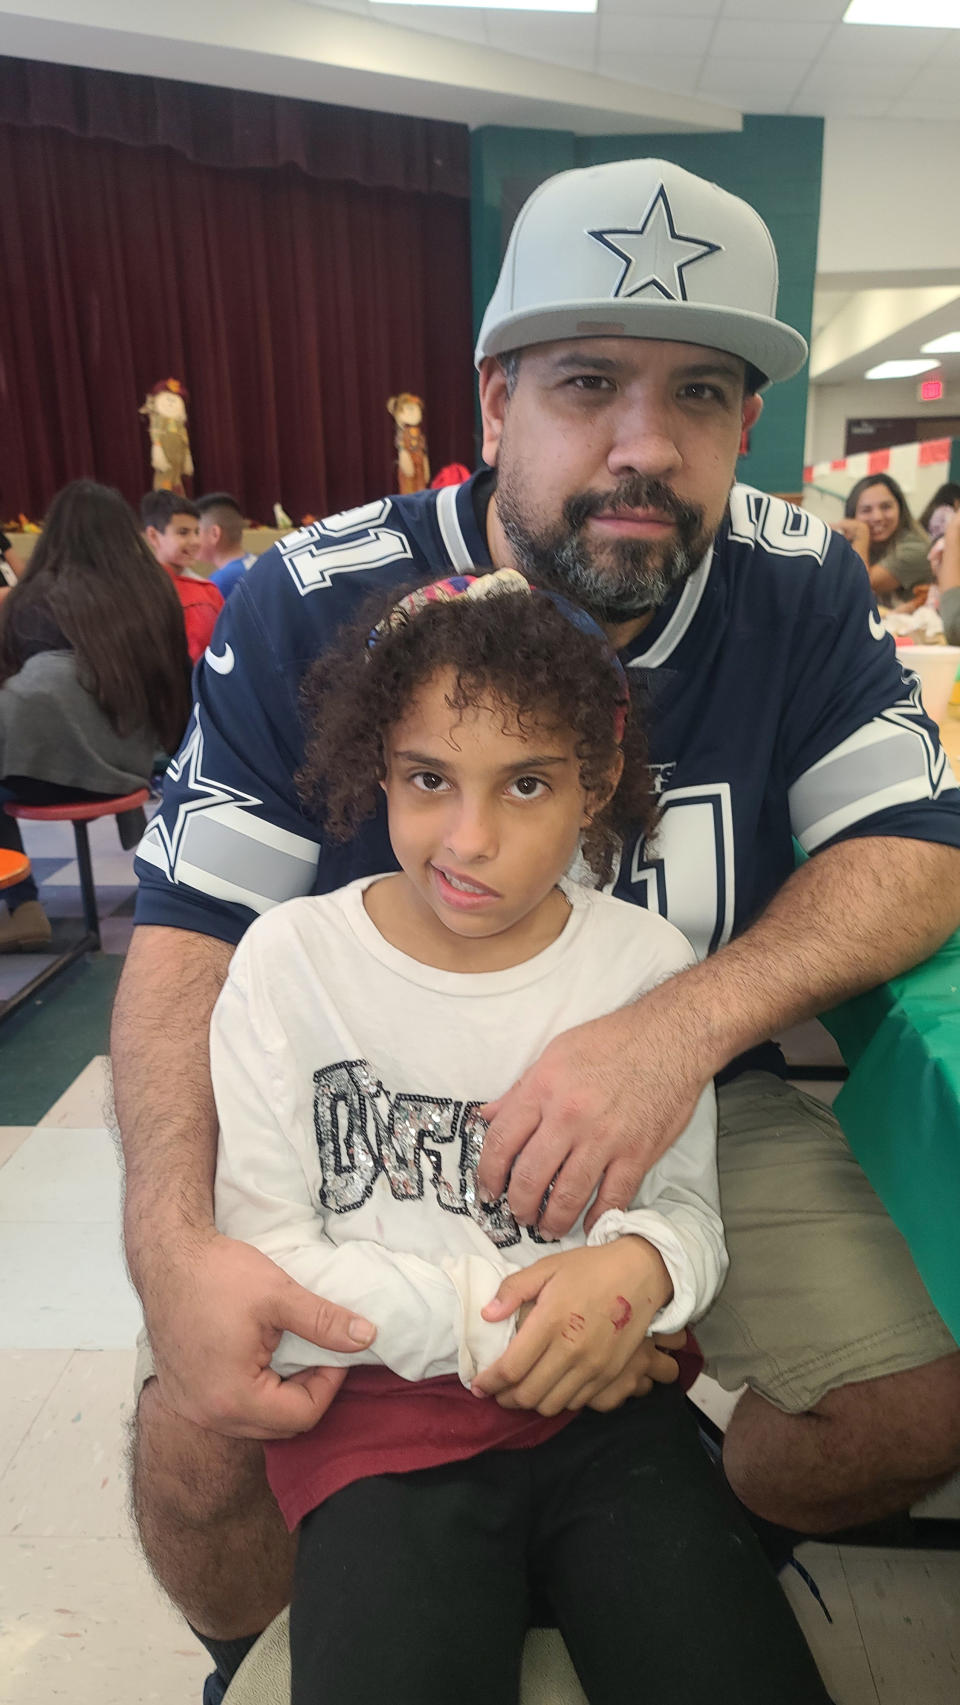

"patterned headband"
[370,568,630,743]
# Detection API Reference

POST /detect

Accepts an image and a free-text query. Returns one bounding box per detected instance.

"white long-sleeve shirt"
[212,876,727,1386]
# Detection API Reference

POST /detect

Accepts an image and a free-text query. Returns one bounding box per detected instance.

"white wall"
[819,120,960,284]
[805,378,958,468]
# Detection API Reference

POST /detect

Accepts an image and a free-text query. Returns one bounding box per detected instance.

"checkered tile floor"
[0,813,140,1005]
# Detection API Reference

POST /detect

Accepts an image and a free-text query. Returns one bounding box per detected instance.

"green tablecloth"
[822,930,960,1344]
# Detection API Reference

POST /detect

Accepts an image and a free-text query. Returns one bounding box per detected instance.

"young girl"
[211,570,829,1705]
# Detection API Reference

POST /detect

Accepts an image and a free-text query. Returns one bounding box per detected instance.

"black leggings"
[291,1385,830,1705]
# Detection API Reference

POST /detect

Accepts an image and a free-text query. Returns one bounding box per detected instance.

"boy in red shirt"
[142,491,223,665]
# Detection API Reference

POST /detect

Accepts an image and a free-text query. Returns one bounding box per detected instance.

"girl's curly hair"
[297,582,658,886]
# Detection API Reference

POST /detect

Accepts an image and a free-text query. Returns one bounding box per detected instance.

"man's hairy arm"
[112,925,374,1438]
[478,837,960,1238]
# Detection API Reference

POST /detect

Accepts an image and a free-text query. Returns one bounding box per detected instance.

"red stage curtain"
[0,69,475,523]
[0,57,468,196]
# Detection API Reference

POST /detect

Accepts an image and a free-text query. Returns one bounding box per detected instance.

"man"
[114,158,960,1698]
[196,492,259,600]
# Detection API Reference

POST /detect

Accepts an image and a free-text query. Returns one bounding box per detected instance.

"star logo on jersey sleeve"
[588,184,722,303]
[138,710,261,879]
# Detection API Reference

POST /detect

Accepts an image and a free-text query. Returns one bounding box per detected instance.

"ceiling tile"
[599,15,716,56]
[798,60,917,94]
[696,57,808,102]
[719,0,847,16]
[792,93,895,117]
[303,0,372,12]
[600,0,724,15]
[890,98,960,120]
[482,14,599,69]
[898,62,960,98]
[370,5,489,44]
[817,23,953,64]
[595,50,704,92]
[710,17,834,58]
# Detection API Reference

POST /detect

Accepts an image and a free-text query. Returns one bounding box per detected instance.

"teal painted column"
[470,116,823,496]
[470,127,577,347]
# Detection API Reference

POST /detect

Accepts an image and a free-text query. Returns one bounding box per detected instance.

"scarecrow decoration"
[386,392,430,495]
[140,377,194,493]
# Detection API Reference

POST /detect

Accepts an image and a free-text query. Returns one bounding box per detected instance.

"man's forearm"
[672,837,960,1079]
[111,924,233,1297]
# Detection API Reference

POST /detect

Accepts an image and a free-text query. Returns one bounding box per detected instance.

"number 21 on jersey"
[625,782,735,961]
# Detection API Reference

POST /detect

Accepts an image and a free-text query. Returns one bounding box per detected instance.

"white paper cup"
[895,645,960,726]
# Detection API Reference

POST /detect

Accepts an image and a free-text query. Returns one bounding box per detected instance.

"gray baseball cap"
[475,158,808,385]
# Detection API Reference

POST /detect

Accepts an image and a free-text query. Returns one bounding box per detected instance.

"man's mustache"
[563,478,704,536]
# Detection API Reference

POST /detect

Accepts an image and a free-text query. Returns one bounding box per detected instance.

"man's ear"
[144,525,161,553]
[742,392,763,434]
[478,357,509,467]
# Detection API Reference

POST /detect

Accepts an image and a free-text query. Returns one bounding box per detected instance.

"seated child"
[141,490,223,664]
[212,570,830,1705]
[196,491,258,600]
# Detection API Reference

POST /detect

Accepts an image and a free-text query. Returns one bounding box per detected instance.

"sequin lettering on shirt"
[312,1059,531,1246]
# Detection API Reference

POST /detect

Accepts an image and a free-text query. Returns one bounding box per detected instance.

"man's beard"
[496,470,713,623]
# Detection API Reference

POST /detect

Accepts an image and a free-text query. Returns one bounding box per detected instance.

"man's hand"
[471,1238,673,1416]
[144,1229,376,1441]
[477,984,710,1241]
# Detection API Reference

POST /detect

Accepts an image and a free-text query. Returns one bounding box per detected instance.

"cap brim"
[475,300,809,385]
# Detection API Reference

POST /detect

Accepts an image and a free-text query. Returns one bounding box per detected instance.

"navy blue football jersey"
[136,476,960,963]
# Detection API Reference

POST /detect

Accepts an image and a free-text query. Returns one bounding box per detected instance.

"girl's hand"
[471,1239,673,1417]
[832,517,871,566]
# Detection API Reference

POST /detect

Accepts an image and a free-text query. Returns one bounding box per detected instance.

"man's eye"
[567,374,614,392]
[508,776,547,799]
[681,383,726,404]
[411,771,447,792]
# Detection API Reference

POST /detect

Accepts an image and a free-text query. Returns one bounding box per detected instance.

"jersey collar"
[621,539,716,672]
[434,472,494,572]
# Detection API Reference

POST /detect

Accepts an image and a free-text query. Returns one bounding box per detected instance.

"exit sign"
[919,377,945,402]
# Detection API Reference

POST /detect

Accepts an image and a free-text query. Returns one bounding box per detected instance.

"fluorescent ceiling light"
[921,332,960,354]
[372,0,596,11]
[865,359,939,378]
[844,2,960,24]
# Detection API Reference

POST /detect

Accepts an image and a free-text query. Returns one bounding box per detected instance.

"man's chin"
[543,544,701,621]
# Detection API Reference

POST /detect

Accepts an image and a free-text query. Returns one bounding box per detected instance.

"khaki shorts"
[132,1071,957,1416]
[699,1072,956,1413]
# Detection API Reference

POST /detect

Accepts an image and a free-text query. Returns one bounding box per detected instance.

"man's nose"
[606,404,683,482]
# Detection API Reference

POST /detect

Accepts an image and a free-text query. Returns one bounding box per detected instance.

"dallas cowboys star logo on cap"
[588,183,722,304]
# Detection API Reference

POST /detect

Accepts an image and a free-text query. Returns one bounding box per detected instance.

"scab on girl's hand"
[470,1238,674,1418]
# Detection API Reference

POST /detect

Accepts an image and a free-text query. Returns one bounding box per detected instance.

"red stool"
[1,790,148,1018]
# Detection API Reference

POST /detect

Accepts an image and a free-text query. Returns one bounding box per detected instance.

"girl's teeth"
[446,872,486,895]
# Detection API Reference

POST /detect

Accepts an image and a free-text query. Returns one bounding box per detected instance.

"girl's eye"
[411,771,448,793]
[508,775,548,799]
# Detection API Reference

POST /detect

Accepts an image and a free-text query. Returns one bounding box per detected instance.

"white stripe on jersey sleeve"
[789,700,957,853]
[140,802,320,915]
